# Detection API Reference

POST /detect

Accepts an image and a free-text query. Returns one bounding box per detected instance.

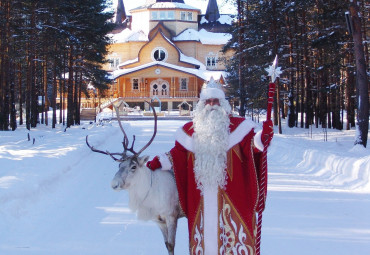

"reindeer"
[86,102,183,255]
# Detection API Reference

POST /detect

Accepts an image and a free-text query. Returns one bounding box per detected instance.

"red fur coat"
[167,116,265,254]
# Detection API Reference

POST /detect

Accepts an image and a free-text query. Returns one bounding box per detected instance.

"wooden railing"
[122,91,198,99]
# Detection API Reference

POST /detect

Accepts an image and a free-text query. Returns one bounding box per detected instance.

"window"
[132,78,139,90]
[109,57,120,68]
[206,56,217,68]
[161,84,168,96]
[152,47,168,62]
[180,12,186,20]
[154,49,166,61]
[152,84,158,95]
[160,11,166,20]
[187,12,193,21]
[151,11,158,20]
[180,78,188,90]
[151,11,175,20]
[167,11,174,20]
[181,11,193,21]
[151,79,169,97]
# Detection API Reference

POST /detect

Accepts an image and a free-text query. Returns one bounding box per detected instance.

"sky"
[107,0,237,15]
[1,111,369,254]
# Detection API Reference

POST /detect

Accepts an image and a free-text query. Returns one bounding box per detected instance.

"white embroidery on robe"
[192,213,204,255]
[219,199,254,255]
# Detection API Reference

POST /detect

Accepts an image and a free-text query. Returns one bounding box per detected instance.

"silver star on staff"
[265,55,282,83]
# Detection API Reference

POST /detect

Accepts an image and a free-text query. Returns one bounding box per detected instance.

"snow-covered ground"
[0,115,369,255]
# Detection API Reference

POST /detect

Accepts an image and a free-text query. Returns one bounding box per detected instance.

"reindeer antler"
[85,135,124,161]
[136,101,157,156]
[113,100,157,158]
[86,101,157,162]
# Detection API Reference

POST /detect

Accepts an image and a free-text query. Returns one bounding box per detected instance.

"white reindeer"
[86,102,183,255]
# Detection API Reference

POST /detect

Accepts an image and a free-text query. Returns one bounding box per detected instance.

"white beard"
[193,103,230,192]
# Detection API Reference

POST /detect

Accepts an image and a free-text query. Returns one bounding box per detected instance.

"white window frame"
[187,12,193,21]
[151,11,175,20]
[206,53,218,68]
[167,11,175,20]
[180,11,193,21]
[132,78,139,90]
[109,55,120,69]
[179,77,188,91]
[151,47,168,62]
[150,79,169,97]
[151,11,158,20]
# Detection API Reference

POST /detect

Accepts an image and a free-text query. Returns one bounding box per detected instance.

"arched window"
[152,84,159,95]
[150,79,169,97]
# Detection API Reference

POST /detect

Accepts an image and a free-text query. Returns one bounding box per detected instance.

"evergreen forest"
[224,0,368,146]
[0,0,368,146]
[0,0,114,130]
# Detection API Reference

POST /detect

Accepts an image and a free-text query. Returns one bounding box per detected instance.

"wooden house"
[98,0,234,111]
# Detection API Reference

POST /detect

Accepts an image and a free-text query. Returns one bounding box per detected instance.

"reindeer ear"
[138,155,150,167]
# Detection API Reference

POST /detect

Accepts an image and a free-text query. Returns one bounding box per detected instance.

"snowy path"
[0,120,369,254]
[263,129,370,254]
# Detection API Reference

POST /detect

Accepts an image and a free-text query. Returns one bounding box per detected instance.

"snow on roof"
[108,29,148,43]
[180,53,206,70]
[200,14,234,25]
[131,3,200,12]
[118,57,139,68]
[113,61,225,81]
[173,28,231,45]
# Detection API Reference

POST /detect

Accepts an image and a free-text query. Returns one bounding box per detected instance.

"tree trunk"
[350,0,369,147]
[345,50,356,130]
[52,60,57,129]
[237,0,246,117]
[67,47,74,127]
[18,63,23,126]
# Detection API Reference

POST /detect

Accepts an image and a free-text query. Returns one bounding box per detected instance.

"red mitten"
[146,156,162,171]
[262,120,274,147]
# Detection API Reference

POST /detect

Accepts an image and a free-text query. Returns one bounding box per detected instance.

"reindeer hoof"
[165,242,174,253]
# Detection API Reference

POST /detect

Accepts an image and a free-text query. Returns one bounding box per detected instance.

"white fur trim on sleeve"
[228,119,257,150]
[158,153,172,171]
[175,119,259,153]
[254,130,264,151]
[175,127,194,152]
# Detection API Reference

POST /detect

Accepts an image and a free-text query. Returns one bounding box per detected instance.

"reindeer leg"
[156,220,169,253]
[165,216,178,255]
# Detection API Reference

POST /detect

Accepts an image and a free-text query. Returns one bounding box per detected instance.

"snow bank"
[1,117,369,254]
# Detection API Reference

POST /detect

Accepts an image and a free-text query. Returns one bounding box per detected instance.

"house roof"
[130,2,200,12]
[145,0,185,3]
[108,28,148,43]
[173,28,231,45]
[112,61,226,81]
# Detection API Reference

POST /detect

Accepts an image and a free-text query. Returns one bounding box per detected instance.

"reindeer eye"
[131,165,137,170]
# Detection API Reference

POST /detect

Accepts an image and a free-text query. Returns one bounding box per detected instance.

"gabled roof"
[148,22,173,40]
[145,0,185,3]
[130,2,200,12]
[113,61,226,82]
[108,28,148,43]
[118,29,205,69]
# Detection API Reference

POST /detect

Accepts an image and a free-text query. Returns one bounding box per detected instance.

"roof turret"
[205,0,220,22]
[115,0,126,24]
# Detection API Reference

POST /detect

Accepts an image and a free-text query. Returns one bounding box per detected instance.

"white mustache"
[204,104,220,111]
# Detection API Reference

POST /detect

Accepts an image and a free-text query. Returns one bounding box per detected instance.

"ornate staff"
[255,56,282,255]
